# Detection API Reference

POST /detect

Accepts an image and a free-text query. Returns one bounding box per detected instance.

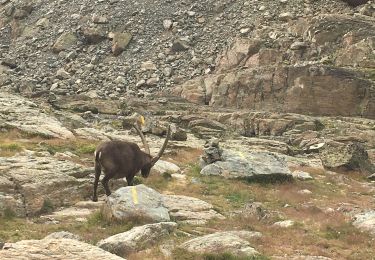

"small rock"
[56,68,70,79]
[163,19,173,30]
[44,231,80,240]
[298,189,312,195]
[273,220,295,228]
[279,12,294,21]
[171,39,189,52]
[292,170,313,180]
[153,160,181,174]
[111,32,132,56]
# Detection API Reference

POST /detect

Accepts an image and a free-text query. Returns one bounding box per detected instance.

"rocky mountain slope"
[0,0,375,260]
[0,0,372,97]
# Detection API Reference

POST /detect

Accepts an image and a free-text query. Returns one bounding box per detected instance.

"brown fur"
[92,125,171,202]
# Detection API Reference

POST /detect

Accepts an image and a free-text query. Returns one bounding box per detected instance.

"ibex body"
[92,123,171,202]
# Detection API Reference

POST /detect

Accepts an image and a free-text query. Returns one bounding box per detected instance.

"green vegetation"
[3,207,16,220]
[39,199,54,214]
[0,143,23,151]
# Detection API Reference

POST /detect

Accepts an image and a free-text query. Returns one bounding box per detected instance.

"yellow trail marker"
[140,115,145,126]
[131,186,139,205]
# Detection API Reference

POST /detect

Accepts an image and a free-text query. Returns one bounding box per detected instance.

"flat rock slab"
[0,238,125,260]
[180,231,261,257]
[201,150,292,182]
[353,211,375,236]
[97,222,177,257]
[162,195,225,225]
[0,154,92,216]
[0,92,74,139]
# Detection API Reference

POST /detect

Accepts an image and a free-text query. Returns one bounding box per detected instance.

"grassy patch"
[2,207,16,220]
[171,248,269,260]
[0,142,23,156]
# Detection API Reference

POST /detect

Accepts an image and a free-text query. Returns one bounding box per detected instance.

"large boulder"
[0,153,92,217]
[353,211,375,236]
[0,239,124,260]
[319,141,375,173]
[102,184,170,222]
[97,222,177,257]
[200,150,292,182]
[102,185,224,224]
[180,231,262,257]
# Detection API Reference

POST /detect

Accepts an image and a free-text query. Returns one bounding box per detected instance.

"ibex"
[92,122,171,202]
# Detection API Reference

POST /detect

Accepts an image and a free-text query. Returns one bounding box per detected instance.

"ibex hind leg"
[101,174,112,196]
[92,155,101,202]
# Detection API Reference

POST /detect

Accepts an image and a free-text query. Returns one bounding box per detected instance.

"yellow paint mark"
[140,115,145,126]
[131,186,139,205]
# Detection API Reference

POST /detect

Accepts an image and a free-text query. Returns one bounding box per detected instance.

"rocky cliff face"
[172,13,375,118]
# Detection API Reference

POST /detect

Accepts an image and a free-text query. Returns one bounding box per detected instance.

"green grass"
[39,199,54,214]
[0,143,23,151]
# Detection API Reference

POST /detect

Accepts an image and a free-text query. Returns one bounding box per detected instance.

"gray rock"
[273,220,295,228]
[201,150,292,182]
[44,231,80,240]
[52,32,78,53]
[0,239,124,260]
[180,231,261,257]
[0,92,74,139]
[353,211,375,236]
[163,19,173,30]
[320,141,375,173]
[162,195,225,225]
[102,184,170,222]
[292,170,313,180]
[97,222,177,257]
[201,138,223,165]
[111,32,132,56]
[0,154,92,216]
[171,39,189,52]
[153,160,181,174]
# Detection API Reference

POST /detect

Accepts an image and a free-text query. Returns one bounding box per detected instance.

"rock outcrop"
[180,231,262,257]
[0,92,74,138]
[97,222,177,257]
[0,239,125,260]
[201,150,292,182]
[0,153,92,217]
[353,211,375,236]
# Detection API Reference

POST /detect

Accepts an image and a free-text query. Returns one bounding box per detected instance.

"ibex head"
[133,120,171,178]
